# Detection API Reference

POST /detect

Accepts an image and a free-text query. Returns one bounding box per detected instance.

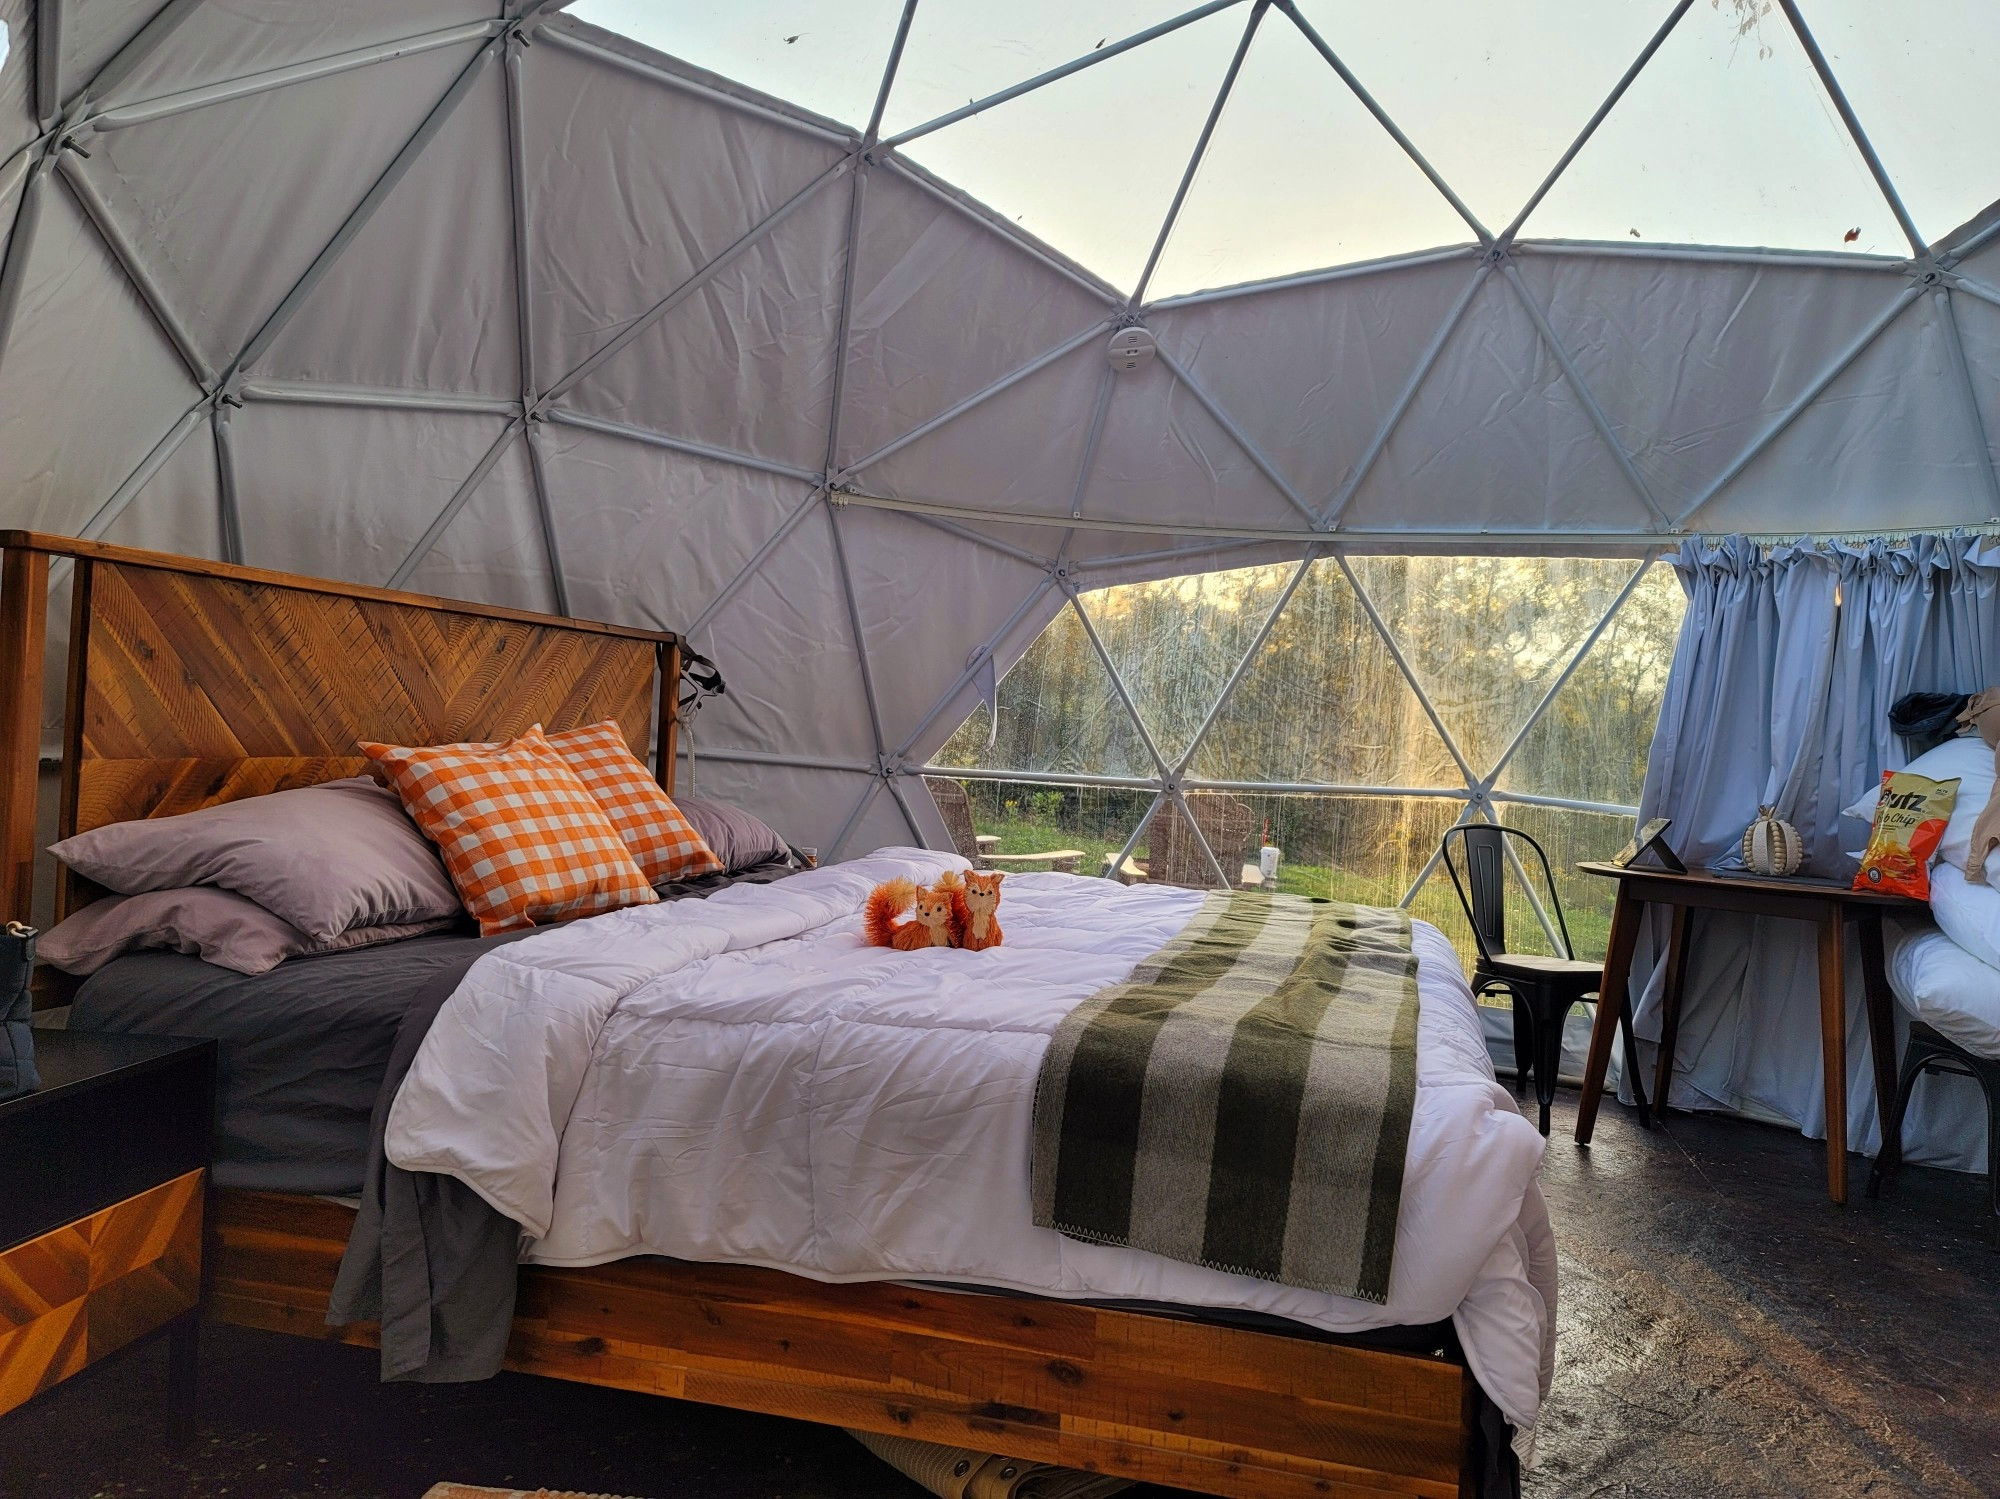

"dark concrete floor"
[1532,1094,1999,1499]
[2,1092,1995,1499]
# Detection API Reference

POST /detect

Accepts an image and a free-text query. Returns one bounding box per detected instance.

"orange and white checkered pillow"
[542,720,723,884]
[360,727,658,936]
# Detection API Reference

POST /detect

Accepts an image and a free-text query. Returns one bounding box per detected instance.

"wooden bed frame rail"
[0,534,1488,1498]
[214,1192,1478,1499]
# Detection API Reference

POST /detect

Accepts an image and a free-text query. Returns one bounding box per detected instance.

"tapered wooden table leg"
[1652,904,1693,1117]
[1855,911,1901,1142]
[1815,906,1849,1204]
[1576,885,1644,1145]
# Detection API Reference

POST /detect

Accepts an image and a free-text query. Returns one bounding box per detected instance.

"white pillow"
[1886,915,2000,1060]
[1839,734,1995,875]
[1926,860,2000,975]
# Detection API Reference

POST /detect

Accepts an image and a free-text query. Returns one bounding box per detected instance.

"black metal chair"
[1868,1021,2000,1245]
[1442,824,1649,1136]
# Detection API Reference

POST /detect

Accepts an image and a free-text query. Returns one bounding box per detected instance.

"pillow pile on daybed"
[360,725,666,935]
[1887,921,2000,1061]
[40,888,454,977]
[40,720,738,973]
[673,791,792,872]
[43,776,466,975]
[526,719,724,885]
[1842,735,1994,881]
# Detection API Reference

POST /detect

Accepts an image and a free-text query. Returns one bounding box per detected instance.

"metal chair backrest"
[1440,823,1574,963]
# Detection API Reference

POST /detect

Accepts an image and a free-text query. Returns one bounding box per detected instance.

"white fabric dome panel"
[520,28,848,396]
[533,422,815,636]
[557,172,848,474]
[88,39,482,367]
[1149,258,1479,516]
[229,403,519,584]
[257,57,520,396]
[0,178,201,535]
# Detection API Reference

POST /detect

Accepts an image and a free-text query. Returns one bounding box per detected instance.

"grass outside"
[979,821,1142,879]
[978,812,1621,980]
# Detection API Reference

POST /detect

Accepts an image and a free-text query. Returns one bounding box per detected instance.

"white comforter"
[387,849,1556,1446]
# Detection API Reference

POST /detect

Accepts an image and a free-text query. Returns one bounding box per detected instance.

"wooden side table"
[1573,862,1923,1204]
[0,1030,216,1420]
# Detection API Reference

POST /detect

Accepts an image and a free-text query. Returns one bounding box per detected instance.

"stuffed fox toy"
[863,876,957,950]
[944,868,1004,951]
[863,870,1006,951]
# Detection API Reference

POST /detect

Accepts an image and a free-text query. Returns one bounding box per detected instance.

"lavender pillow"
[48,777,463,941]
[673,793,790,873]
[40,888,458,977]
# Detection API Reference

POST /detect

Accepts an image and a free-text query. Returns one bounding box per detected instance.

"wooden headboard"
[0,531,680,933]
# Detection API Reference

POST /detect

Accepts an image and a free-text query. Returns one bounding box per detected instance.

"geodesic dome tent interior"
[0,0,1997,892]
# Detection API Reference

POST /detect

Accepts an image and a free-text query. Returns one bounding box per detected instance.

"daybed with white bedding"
[387,849,1556,1451]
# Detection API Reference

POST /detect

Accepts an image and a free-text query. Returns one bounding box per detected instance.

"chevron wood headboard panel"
[0,533,679,934]
[69,559,664,837]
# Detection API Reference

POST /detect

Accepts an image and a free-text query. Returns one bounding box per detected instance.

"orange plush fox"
[945,868,1005,951]
[863,877,957,950]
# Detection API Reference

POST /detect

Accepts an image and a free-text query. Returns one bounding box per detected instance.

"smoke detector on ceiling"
[1107,326,1156,373]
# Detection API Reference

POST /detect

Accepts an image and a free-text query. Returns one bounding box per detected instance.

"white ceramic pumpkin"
[1742,805,1804,875]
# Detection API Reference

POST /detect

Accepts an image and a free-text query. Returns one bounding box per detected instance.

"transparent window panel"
[948,778,1160,878]
[1495,561,1685,806]
[568,1,907,131]
[1229,789,1468,908]
[933,603,1157,778]
[1344,555,1660,783]
[1493,804,1642,965]
[1074,563,1302,769]
[1514,0,1904,254]
[893,5,1248,291]
[1285,0,1673,243]
[878,1,1205,141]
[1190,557,1458,789]
[1190,791,1522,980]
[1146,13,1475,300]
[925,549,1677,976]
[1790,0,2000,250]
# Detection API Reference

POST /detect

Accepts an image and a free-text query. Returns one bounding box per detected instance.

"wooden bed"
[0,531,1491,1499]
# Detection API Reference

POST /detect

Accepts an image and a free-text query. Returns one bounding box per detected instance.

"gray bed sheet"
[69,860,797,1194]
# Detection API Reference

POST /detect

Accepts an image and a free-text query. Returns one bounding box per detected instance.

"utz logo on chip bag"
[1853,771,1960,898]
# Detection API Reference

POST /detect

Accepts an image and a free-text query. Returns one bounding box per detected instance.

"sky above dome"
[571,0,1998,299]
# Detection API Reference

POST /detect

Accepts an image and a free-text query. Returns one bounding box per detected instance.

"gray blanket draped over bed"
[73,859,797,1383]
[324,925,538,1381]
[1031,892,1421,1305]
[324,861,798,1381]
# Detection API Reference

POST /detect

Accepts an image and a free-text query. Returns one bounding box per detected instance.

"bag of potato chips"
[1852,771,1960,897]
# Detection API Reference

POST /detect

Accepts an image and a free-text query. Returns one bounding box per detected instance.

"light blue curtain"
[1628,532,2000,1169]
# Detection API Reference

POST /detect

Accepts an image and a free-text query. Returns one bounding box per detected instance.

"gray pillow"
[40,887,459,977]
[49,777,463,941]
[674,793,790,873]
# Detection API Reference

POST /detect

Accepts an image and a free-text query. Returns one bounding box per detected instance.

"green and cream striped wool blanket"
[1030,891,1421,1305]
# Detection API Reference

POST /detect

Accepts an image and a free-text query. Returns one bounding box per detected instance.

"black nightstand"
[0,1030,216,1421]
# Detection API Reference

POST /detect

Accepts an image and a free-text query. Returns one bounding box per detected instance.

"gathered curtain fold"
[1627,531,2000,1168]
